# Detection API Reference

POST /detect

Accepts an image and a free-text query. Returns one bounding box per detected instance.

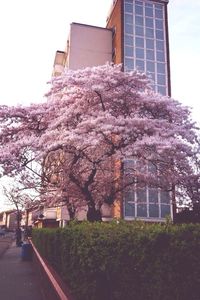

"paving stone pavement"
[0,241,45,300]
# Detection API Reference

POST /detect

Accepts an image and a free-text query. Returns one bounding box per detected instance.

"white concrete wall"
[67,23,112,70]
[43,207,57,219]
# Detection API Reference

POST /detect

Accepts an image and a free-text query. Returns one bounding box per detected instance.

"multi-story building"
[51,0,172,222]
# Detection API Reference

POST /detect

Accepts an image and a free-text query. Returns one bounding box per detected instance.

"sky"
[0,0,199,210]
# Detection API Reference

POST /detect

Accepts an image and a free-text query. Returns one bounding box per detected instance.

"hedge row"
[32,221,200,300]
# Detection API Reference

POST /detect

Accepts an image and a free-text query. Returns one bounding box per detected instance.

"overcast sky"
[0,0,199,210]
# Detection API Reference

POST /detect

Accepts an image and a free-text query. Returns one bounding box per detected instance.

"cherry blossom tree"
[0,64,199,221]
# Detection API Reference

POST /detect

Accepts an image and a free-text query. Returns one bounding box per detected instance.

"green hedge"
[32,221,200,300]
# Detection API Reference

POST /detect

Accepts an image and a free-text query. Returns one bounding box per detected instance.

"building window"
[135,26,144,36]
[157,74,166,85]
[157,62,165,74]
[135,5,143,15]
[125,3,133,13]
[135,15,144,26]
[125,34,134,46]
[125,46,134,56]
[156,51,165,62]
[146,39,154,49]
[145,17,154,28]
[125,23,134,34]
[156,19,163,30]
[156,30,164,40]
[145,7,153,18]
[135,37,144,47]
[125,14,133,24]
[146,49,155,60]
[157,85,166,95]
[123,159,171,220]
[146,28,154,38]
[136,48,144,59]
[124,0,169,96]
[147,61,155,72]
[136,59,144,71]
[125,58,134,70]
[155,9,163,19]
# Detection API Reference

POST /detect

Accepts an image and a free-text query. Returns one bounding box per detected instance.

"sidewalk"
[0,236,12,257]
[0,241,45,300]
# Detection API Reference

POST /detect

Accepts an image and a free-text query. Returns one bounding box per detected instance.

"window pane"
[155,4,163,10]
[135,5,143,15]
[125,46,134,56]
[148,72,155,81]
[157,63,165,74]
[146,49,155,60]
[161,204,170,218]
[157,74,166,85]
[136,60,145,71]
[156,30,164,40]
[135,16,144,26]
[149,204,159,218]
[125,23,133,34]
[155,9,163,19]
[145,17,154,28]
[136,48,144,59]
[145,7,153,17]
[136,37,144,47]
[145,3,153,8]
[157,51,165,62]
[147,61,155,72]
[125,202,135,217]
[125,35,133,46]
[161,190,170,204]
[124,191,135,217]
[146,39,154,49]
[125,3,133,13]
[123,159,135,172]
[156,40,164,51]
[135,0,142,5]
[157,85,166,95]
[155,19,163,30]
[125,14,133,24]
[146,28,154,38]
[137,188,147,204]
[137,204,147,217]
[125,58,134,69]
[148,162,157,175]
[136,26,144,36]
[149,188,158,204]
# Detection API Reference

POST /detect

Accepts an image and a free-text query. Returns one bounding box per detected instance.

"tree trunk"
[87,206,102,222]
[67,203,76,220]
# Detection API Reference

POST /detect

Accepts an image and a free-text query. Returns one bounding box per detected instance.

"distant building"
[0,210,18,230]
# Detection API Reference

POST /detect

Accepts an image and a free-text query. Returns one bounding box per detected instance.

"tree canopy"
[0,64,199,220]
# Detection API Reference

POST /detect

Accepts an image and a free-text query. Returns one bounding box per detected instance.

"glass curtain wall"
[123,159,171,220]
[124,0,168,95]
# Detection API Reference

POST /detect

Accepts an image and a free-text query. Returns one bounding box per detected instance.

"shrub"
[32,221,200,300]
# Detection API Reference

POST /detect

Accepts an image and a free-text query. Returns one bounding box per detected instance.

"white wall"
[67,23,112,70]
